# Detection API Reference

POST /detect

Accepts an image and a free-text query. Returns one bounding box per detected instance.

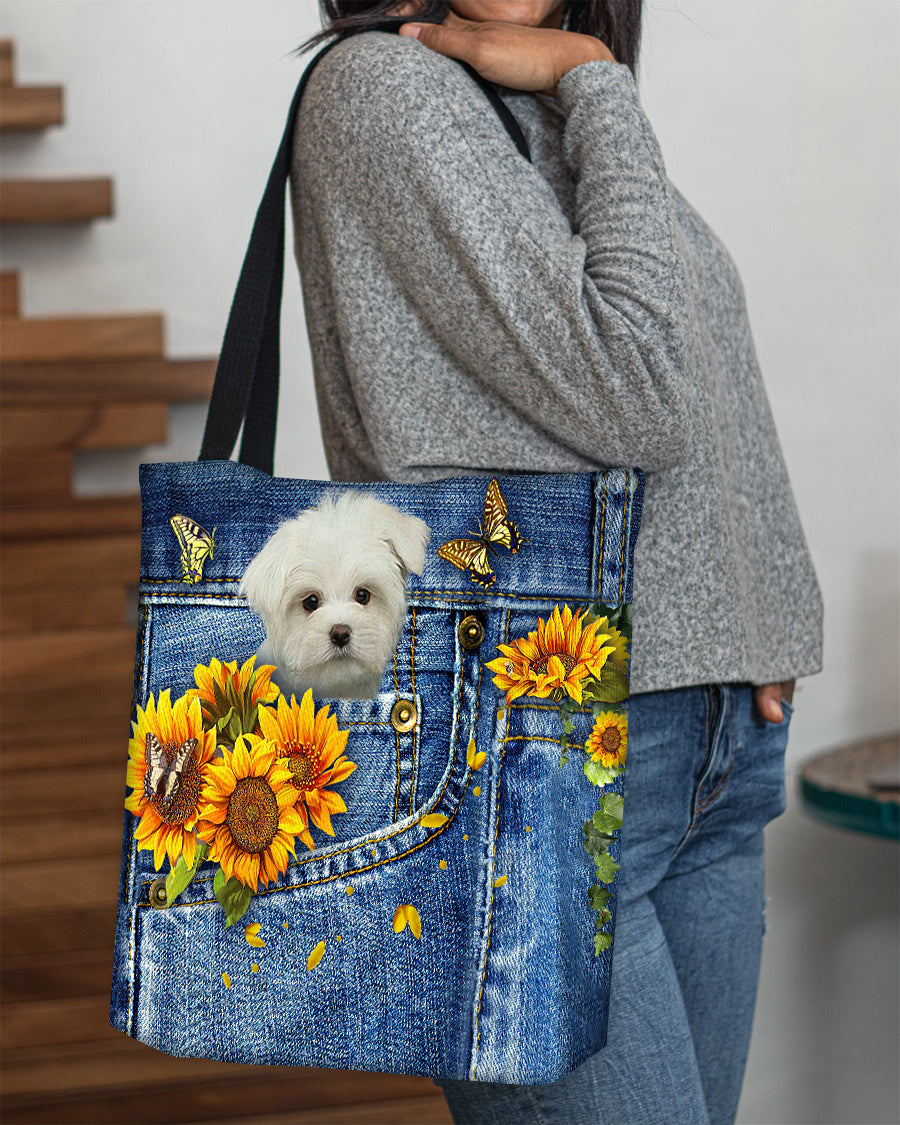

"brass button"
[390,698,417,733]
[458,614,485,651]
[149,877,168,910]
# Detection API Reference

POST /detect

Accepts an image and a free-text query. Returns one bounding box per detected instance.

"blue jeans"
[434,681,793,1124]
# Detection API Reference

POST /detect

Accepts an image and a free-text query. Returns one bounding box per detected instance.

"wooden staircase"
[0,38,452,1125]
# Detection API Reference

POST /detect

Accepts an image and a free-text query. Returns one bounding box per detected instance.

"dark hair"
[292,1,644,81]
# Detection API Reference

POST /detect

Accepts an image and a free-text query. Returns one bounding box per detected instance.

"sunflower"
[196,737,306,891]
[186,656,279,741]
[590,617,630,670]
[485,603,616,706]
[257,690,356,851]
[586,711,628,769]
[125,690,217,870]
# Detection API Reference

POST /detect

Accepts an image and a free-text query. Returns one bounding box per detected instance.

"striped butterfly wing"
[170,514,215,584]
[436,538,496,588]
[482,477,523,553]
[143,733,198,805]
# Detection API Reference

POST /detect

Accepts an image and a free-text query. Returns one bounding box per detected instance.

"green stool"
[799,733,900,840]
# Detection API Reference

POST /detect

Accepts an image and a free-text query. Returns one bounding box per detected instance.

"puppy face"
[241,491,431,699]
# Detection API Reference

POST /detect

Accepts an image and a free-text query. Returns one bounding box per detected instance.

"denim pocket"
[130,598,466,889]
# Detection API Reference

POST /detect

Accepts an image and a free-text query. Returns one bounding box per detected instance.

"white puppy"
[241,490,431,701]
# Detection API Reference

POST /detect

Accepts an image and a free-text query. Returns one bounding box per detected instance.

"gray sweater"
[288,30,824,695]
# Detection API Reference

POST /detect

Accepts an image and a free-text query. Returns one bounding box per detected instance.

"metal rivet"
[149,878,168,909]
[391,698,417,733]
[458,614,485,651]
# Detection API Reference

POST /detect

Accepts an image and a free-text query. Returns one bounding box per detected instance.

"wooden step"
[1,680,133,729]
[2,1088,450,1125]
[3,1084,449,1125]
[0,451,73,503]
[1,536,139,595]
[0,84,63,131]
[1,947,113,1003]
[2,995,113,1050]
[1,496,142,540]
[0,177,113,223]
[203,1097,452,1125]
[0,765,124,820]
[1,811,122,864]
[0,313,162,364]
[1,402,167,452]
[1,356,217,404]
[1,720,129,771]
[1,906,115,959]
[0,1036,440,1104]
[2,586,132,632]
[1,856,120,913]
[1,270,18,315]
[1,40,13,86]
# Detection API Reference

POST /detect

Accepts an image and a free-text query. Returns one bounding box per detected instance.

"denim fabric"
[435,682,793,1122]
[110,460,644,1084]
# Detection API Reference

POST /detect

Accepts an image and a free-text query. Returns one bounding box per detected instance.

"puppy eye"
[301,595,319,613]
[355,588,371,605]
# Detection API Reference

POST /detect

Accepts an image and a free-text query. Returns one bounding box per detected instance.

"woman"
[289,2,824,1122]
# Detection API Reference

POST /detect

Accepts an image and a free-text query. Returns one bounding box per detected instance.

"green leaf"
[561,716,575,735]
[594,932,613,955]
[245,702,259,735]
[217,707,236,731]
[211,678,229,714]
[213,869,254,927]
[164,842,210,907]
[599,792,624,822]
[582,821,615,856]
[587,884,610,912]
[593,852,620,884]
[591,808,622,834]
[584,758,620,787]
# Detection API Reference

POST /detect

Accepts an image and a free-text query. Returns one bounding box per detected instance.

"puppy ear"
[240,521,299,623]
[382,511,432,578]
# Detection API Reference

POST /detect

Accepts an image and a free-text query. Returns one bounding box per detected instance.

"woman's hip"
[618,682,792,903]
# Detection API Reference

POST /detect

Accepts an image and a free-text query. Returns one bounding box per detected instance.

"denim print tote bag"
[109,31,646,1087]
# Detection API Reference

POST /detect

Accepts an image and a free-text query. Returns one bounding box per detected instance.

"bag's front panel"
[112,463,641,1084]
[118,592,485,1075]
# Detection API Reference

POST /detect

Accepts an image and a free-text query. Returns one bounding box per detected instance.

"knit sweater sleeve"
[293,32,696,473]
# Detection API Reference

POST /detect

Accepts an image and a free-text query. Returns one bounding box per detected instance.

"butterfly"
[170,513,216,584]
[437,478,525,589]
[143,733,198,805]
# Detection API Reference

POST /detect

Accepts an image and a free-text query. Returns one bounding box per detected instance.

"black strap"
[199,30,532,474]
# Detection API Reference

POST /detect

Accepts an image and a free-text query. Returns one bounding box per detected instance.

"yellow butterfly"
[437,478,524,589]
[170,513,216,584]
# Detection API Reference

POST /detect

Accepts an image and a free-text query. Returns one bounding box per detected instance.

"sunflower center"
[532,652,577,677]
[152,742,201,826]
[225,777,279,853]
[284,743,318,792]
[600,726,622,754]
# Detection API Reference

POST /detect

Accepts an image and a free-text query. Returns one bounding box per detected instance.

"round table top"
[799,732,899,839]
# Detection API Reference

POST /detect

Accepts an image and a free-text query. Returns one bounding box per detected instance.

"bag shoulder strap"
[199,29,532,474]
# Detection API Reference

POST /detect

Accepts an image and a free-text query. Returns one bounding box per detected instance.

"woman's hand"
[397,8,615,96]
[754,679,796,724]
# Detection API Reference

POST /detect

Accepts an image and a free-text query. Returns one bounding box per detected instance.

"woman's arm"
[295,32,696,472]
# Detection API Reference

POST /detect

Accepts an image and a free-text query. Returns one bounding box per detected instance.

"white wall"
[2,3,897,1121]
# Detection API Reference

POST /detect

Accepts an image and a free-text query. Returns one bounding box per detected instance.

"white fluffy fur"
[241,491,431,700]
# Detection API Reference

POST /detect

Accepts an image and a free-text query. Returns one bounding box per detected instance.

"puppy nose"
[329,624,351,648]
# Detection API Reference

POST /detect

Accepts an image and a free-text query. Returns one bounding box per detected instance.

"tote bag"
[109,31,646,1087]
